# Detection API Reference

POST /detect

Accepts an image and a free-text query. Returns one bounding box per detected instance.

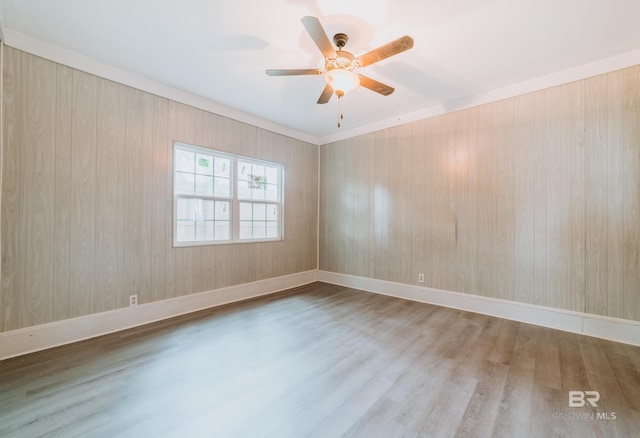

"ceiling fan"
[266,16,414,126]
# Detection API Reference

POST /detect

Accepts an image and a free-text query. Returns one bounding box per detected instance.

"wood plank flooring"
[1,282,639,437]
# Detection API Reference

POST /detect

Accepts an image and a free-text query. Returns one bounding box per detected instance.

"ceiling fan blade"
[317,83,333,104]
[266,69,323,76]
[358,74,395,96]
[357,35,414,67]
[301,16,337,59]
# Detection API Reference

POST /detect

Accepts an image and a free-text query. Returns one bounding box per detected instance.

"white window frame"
[173,142,284,247]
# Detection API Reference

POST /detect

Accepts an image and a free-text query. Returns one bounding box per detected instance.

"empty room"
[1,0,639,437]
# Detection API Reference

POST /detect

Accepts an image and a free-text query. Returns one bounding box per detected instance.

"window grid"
[174,142,283,246]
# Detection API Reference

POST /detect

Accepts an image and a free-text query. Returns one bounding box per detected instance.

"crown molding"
[4,27,640,147]
[2,28,321,146]
[319,48,640,145]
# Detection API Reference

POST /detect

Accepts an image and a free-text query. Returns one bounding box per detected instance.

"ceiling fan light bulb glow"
[325,69,360,96]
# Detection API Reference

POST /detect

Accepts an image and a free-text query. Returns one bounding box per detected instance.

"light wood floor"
[1,282,639,437]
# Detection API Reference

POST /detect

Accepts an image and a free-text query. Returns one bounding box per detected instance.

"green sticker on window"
[199,158,210,167]
[248,174,267,189]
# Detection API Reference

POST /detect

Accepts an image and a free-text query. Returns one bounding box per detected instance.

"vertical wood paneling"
[383,131,399,282]
[1,47,21,331]
[139,92,155,304]
[468,105,493,297]
[623,65,640,321]
[569,81,586,313]
[319,142,332,272]
[430,115,447,289]
[441,115,455,291]
[606,70,625,319]
[342,137,357,276]
[377,131,394,280]
[123,88,144,304]
[532,91,547,306]
[164,101,177,296]
[53,64,73,321]
[4,46,640,332]
[1,49,319,333]
[397,127,416,284]
[492,98,515,301]
[514,93,536,304]
[361,135,375,277]
[319,63,640,323]
[585,74,609,316]
[332,136,346,275]
[545,86,572,310]
[412,120,432,285]
[95,80,126,311]
[303,135,318,273]
[289,135,317,275]
[69,70,97,318]
[150,96,168,302]
[19,54,57,327]
[453,112,470,293]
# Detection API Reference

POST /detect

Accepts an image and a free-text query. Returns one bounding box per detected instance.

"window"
[173,142,283,246]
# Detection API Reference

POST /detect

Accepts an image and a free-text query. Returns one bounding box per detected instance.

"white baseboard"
[4,269,636,361]
[318,271,640,347]
[0,270,317,361]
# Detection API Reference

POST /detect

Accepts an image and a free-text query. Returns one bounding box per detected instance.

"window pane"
[175,149,194,173]
[253,203,266,221]
[238,161,250,181]
[215,221,230,240]
[240,221,252,239]
[200,199,215,220]
[266,221,278,238]
[195,175,214,196]
[251,185,266,200]
[266,204,278,220]
[177,198,197,220]
[240,202,252,220]
[195,153,214,175]
[266,166,278,183]
[238,180,251,199]
[177,220,195,242]
[175,171,195,194]
[253,222,266,239]
[196,221,214,241]
[214,157,230,177]
[214,177,231,198]
[252,164,265,178]
[265,184,278,201]
[215,201,229,220]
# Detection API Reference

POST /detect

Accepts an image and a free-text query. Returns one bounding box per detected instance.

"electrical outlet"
[418,273,424,283]
[129,295,138,306]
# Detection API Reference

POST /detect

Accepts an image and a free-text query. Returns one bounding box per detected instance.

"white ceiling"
[1,0,640,144]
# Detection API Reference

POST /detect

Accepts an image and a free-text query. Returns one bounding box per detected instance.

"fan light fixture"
[325,69,359,97]
[325,67,359,127]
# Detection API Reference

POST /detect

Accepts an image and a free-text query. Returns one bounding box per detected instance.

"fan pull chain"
[337,95,344,128]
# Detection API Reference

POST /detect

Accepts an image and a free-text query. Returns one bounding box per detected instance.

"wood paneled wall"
[320,65,640,321]
[0,47,318,332]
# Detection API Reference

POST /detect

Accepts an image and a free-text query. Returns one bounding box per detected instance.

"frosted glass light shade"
[325,69,360,96]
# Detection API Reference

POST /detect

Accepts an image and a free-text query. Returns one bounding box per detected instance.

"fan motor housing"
[333,33,349,48]
[326,50,356,71]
